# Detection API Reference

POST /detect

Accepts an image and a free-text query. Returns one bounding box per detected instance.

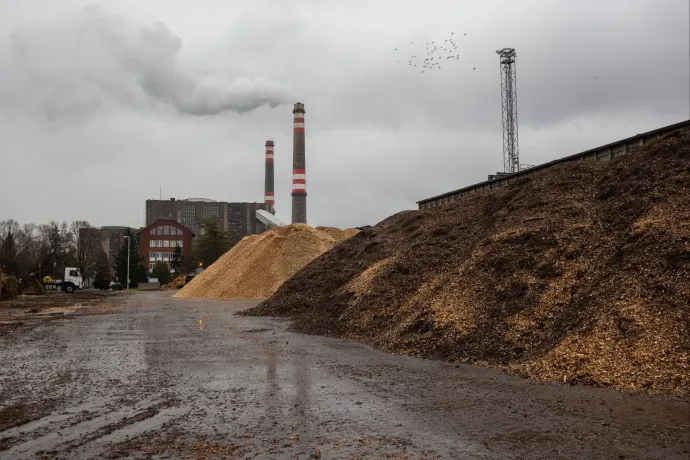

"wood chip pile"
[175,224,358,300]
[168,276,186,290]
[245,129,690,396]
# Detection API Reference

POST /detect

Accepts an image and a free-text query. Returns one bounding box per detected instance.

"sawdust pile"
[316,226,360,242]
[168,276,186,290]
[246,129,690,396]
[175,224,357,300]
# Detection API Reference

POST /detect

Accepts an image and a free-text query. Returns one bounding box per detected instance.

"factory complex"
[1,8,689,457]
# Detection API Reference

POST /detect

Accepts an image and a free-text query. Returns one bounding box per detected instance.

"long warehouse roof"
[417,119,690,205]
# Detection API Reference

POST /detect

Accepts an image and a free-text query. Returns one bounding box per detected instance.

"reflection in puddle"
[199,318,204,331]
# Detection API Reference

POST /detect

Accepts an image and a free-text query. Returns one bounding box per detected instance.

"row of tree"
[0,216,234,288]
[0,220,100,281]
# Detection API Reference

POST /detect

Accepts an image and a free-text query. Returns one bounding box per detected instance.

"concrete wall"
[138,282,160,291]
[418,120,690,210]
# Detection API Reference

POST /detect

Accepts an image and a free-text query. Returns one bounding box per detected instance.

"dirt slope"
[175,224,357,300]
[245,129,690,396]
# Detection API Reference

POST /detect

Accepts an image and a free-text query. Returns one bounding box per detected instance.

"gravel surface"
[0,291,687,459]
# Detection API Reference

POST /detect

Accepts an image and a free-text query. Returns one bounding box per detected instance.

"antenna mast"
[496,48,519,173]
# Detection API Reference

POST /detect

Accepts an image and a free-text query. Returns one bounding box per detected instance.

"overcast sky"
[0,0,688,229]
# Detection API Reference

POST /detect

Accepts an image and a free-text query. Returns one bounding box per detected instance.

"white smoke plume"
[1,7,291,119]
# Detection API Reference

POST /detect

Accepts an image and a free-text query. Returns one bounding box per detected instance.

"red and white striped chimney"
[291,102,307,224]
[264,140,275,214]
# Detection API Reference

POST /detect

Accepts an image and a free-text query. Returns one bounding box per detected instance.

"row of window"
[148,262,175,272]
[149,252,173,262]
[150,225,184,236]
[181,206,197,234]
[149,240,183,248]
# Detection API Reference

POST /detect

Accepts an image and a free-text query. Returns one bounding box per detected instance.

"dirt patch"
[106,434,249,460]
[0,401,56,432]
[0,291,114,310]
[246,128,690,397]
[175,224,358,300]
[0,292,119,337]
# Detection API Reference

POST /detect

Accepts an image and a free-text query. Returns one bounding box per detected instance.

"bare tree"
[70,221,101,288]
[15,223,41,276]
[0,220,20,275]
[0,220,20,243]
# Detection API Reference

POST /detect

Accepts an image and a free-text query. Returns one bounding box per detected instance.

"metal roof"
[417,119,690,204]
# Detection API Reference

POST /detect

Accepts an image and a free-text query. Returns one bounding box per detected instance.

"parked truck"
[43,267,83,293]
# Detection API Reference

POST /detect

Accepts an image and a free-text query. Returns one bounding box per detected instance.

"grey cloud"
[0,0,687,230]
[3,7,291,120]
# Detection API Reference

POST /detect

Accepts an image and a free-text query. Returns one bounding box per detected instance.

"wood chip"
[246,128,690,397]
[175,224,358,300]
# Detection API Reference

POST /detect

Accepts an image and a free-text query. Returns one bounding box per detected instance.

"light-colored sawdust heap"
[315,226,359,242]
[175,224,357,300]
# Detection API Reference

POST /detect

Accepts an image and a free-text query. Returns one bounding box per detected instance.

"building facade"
[138,219,195,273]
[227,202,269,242]
[98,227,127,274]
[145,198,270,241]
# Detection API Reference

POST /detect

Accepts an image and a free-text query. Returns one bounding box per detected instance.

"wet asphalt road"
[1,291,688,459]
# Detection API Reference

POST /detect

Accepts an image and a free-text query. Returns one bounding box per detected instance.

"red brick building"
[138,219,195,274]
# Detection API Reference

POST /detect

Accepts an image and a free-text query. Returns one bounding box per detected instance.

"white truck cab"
[44,267,83,293]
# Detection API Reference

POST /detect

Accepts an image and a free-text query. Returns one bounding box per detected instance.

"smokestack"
[291,102,307,224]
[264,140,275,214]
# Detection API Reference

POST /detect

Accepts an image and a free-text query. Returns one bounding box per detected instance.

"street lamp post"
[123,235,131,290]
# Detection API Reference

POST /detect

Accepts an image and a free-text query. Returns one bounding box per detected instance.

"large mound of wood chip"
[245,129,690,396]
[175,224,357,300]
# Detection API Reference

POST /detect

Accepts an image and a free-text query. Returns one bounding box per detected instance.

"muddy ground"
[0,292,687,459]
[0,291,117,338]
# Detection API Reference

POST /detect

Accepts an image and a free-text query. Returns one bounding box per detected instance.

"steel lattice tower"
[496,48,519,174]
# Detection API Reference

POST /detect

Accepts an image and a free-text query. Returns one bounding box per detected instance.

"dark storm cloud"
[3,6,291,120]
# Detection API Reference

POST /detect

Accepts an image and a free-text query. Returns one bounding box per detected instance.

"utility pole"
[496,48,519,174]
[123,235,130,290]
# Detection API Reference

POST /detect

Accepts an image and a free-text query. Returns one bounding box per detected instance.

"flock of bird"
[395,32,476,73]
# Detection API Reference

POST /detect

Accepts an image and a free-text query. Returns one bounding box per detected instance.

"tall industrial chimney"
[291,102,307,224]
[264,140,275,214]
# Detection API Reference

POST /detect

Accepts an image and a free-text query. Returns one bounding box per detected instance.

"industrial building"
[145,199,271,242]
[417,120,690,210]
[138,219,195,272]
[98,226,127,266]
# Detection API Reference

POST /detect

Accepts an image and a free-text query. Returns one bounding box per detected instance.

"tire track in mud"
[3,396,183,459]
